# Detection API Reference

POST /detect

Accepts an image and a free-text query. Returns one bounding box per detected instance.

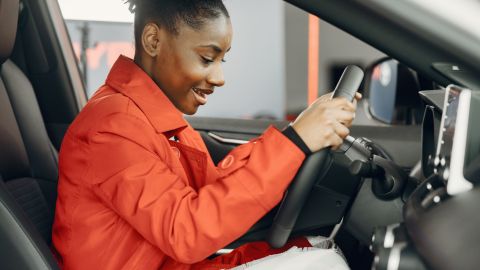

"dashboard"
[422,86,479,194]
[371,85,480,270]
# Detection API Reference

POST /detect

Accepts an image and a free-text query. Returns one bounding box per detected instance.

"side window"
[59,1,401,125]
[58,0,134,98]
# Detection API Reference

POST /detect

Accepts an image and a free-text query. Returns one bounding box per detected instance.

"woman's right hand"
[291,92,361,152]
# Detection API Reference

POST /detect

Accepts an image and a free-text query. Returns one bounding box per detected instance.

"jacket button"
[171,146,180,158]
[221,155,234,169]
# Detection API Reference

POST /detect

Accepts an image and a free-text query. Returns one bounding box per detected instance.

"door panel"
[188,116,288,165]
[187,116,421,167]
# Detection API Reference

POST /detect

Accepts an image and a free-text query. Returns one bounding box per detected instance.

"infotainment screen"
[464,91,480,182]
[435,85,476,195]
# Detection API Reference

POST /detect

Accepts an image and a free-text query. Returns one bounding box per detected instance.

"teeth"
[193,88,204,96]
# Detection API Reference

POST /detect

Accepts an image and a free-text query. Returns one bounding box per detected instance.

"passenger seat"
[0,0,60,268]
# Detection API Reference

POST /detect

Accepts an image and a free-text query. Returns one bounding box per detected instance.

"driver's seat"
[0,0,60,268]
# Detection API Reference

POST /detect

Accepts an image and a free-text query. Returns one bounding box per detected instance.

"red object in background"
[372,65,382,81]
[286,113,299,122]
[308,15,320,106]
[72,41,135,69]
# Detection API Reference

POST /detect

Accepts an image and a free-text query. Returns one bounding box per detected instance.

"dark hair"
[125,0,229,48]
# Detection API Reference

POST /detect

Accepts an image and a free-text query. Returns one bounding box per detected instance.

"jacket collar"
[105,55,188,135]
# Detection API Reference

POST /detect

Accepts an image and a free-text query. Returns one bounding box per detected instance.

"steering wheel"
[267,65,364,248]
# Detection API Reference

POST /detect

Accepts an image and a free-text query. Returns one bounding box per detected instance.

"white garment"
[229,236,350,270]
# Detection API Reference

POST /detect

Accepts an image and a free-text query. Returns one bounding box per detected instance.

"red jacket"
[52,56,306,269]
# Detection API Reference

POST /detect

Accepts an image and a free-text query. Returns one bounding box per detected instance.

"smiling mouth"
[192,87,214,105]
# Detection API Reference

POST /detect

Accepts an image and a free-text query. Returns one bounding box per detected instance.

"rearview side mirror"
[367,59,398,123]
[364,58,423,125]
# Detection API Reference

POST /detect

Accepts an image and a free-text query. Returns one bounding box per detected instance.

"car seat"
[0,0,60,268]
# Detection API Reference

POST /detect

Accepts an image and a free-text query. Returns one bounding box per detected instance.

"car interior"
[1,0,480,269]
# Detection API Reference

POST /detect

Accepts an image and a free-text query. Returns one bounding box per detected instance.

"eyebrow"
[199,44,231,53]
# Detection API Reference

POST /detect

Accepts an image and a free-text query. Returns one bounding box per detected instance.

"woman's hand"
[291,92,362,152]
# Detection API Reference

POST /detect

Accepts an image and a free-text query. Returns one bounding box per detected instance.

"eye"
[201,56,214,65]
[221,59,227,63]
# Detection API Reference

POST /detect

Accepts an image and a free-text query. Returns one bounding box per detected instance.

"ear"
[141,23,162,57]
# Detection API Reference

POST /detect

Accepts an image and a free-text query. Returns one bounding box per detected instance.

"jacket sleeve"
[87,113,305,264]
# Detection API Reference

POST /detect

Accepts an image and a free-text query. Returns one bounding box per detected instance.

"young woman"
[52,0,359,269]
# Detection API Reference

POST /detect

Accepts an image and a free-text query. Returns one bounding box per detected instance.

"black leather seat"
[0,0,60,268]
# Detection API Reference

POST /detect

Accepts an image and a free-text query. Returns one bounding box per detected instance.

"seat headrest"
[0,0,19,64]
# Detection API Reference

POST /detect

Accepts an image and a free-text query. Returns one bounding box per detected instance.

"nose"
[207,63,225,87]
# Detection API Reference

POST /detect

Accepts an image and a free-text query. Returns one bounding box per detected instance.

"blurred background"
[58,0,384,120]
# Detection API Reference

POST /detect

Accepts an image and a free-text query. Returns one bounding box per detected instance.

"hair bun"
[125,0,137,13]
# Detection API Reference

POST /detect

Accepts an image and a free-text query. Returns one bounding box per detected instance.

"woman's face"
[144,15,233,115]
